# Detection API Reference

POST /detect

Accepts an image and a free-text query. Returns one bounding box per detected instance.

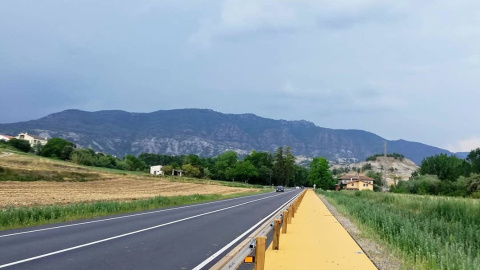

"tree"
[214,151,238,180]
[7,138,31,152]
[465,174,480,194]
[40,138,75,159]
[272,147,295,186]
[420,154,470,181]
[71,149,96,166]
[125,155,147,171]
[227,161,258,182]
[293,165,309,187]
[61,145,74,160]
[161,165,173,175]
[181,164,201,178]
[467,148,480,174]
[366,171,383,191]
[245,150,273,169]
[308,157,335,190]
[284,147,296,186]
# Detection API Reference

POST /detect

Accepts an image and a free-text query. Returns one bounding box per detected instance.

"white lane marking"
[0,192,293,269]
[192,191,301,270]
[0,191,284,239]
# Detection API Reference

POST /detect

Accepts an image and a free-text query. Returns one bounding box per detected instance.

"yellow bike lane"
[264,189,377,270]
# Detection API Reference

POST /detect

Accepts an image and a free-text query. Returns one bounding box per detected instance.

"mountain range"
[0,109,466,164]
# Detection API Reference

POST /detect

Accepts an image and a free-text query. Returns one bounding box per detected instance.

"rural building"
[336,174,374,191]
[172,169,184,177]
[16,133,48,146]
[0,134,13,141]
[150,165,164,175]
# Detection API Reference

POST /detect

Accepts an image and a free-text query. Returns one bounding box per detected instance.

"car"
[276,185,284,192]
[295,186,300,189]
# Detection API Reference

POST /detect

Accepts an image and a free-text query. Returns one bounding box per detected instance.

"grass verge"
[318,190,480,270]
[0,190,268,231]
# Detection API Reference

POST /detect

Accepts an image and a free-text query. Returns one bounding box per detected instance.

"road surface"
[0,190,301,270]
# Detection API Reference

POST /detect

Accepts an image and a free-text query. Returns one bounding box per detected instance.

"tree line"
[392,150,480,198]
[1,138,335,188]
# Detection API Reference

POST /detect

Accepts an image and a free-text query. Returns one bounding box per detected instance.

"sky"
[1,0,479,152]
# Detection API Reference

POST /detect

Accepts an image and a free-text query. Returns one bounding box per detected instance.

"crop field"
[0,152,264,229]
[321,191,480,270]
[0,153,260,207]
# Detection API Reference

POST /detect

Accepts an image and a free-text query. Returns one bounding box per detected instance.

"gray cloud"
[1,0,480,151]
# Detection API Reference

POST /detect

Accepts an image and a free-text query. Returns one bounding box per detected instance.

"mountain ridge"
[0,109,458,164]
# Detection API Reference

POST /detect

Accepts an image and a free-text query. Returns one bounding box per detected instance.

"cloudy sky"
[1,0,479,152]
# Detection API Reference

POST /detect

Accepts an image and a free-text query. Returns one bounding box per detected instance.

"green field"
[321,191,480,270]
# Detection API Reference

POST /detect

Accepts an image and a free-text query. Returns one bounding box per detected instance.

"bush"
[40,138,75,159]
[7,138,31,152]
[391,175,468,196]
[71,149,96,166]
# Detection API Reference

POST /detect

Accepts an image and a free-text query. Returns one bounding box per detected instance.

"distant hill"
[332,156,419,185]
[0,109,459,164]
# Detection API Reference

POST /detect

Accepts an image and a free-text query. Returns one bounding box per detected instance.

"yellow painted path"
[264,190,377,270]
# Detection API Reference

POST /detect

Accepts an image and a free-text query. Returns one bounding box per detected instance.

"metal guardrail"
[210,190,306,270]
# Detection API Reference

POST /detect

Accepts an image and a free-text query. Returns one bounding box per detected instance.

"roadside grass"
[319,190,480,270]
[0,190,268,231]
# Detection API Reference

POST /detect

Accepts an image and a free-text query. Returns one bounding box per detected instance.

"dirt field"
[0,153,256,207]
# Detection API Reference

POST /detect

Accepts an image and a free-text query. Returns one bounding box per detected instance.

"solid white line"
[0,192,288,269]
[191,191,300,270]
[0,191,279,239]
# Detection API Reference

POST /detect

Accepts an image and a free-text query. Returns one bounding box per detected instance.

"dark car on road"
[276,185,284,192]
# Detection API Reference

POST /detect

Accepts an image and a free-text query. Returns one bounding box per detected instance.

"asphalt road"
[0,189,301,270]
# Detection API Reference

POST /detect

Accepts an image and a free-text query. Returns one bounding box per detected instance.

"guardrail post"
[254,236,266,270]
[282,210,288,234]
[272,219,281,250]
[291,203,295,218]
[287,206,292,224]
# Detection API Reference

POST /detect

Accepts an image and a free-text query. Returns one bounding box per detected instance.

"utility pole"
[383,141,388,191]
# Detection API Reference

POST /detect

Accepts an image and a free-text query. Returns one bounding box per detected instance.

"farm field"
[321,191,480,270]
[0,152,263,230]
[0,152,259,207]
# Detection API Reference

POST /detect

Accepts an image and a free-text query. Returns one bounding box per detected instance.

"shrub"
[7,138,31,152]
[40,138,75,159]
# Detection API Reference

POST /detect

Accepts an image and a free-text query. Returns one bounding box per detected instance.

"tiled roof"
[338,174,375,181]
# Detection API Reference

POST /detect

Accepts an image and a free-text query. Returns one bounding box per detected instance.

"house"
[336,174,374,191]
[16,133,48,146]
[0,135,13,141]
[150,165,164,175]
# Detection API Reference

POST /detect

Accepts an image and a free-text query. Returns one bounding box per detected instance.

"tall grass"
[0,191,263,231]
[321,191,480,270]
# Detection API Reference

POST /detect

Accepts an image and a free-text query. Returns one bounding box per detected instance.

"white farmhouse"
[0,135,13,141]
[150,165,164,175]
[16,133,48,146]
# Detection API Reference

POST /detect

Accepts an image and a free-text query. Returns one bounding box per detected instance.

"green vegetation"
[272,147,296,186]
[366,153,404,162]
[308,157,335,189]
[321,191,480,270]
[40,138,75,159]
[392,149,480,197]
[3,137,338,188]
[419,154,470,181]
[0,191,264,230]
[6,138,31,153]
[365,170,383,191]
